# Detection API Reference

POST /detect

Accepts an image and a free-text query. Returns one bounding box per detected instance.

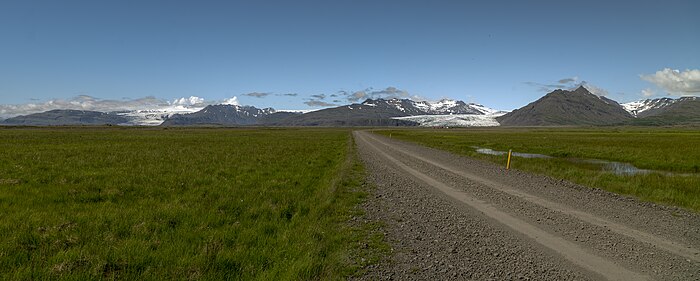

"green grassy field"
[0,127,386,280]
[375,128,700,211]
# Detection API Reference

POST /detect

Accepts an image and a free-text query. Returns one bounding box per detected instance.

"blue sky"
[1,0,699,113]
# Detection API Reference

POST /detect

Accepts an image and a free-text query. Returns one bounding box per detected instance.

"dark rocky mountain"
[277,104,416,126]
[161,104,299,126]
[496,86,633,126]
[625,97,700,126]
[281,99,416,126]
[1,109,128,126]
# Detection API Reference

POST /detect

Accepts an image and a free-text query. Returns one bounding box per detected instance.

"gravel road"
[353,130,700,280]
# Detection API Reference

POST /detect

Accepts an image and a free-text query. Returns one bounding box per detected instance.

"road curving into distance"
[353,130,699,280]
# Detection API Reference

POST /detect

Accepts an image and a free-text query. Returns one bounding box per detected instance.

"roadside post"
[506,149,512,170]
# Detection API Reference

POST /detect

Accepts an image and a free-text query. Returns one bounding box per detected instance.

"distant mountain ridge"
[497,86,633,126]
[161,104,298,126]
[155,98,500,127]
[622,96,698,116]
[278,98,499,126]
[3,92,698,127]
[622,96,700,125]
[359,98,500,115]
[622,98,677,117]
[1,109,128,126]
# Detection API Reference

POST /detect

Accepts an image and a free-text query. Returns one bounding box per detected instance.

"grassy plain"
[375,128,700,211]
[0,127,386,280]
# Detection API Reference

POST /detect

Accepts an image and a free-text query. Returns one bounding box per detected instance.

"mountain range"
[622,96,700,125]
[2,88,698,127]
[1,109,129,126]
[278,99,502,126]
[160,105,299,126]
[497,86,699,126]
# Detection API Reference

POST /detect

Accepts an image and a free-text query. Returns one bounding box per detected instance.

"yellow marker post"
[506,149,512,170]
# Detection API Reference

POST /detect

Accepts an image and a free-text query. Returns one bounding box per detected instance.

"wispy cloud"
[524,76,579,92]
[282,93,298,97]
[346,91,367,102]
[337,86,424,102]
[641,88,655,97]
[304,100,337,107]
[243,92,271,98]
[558,77,578,84]
[299,91,340,107]
[579,82,608,97]
[641,68,700,95]
[524,77,608,96]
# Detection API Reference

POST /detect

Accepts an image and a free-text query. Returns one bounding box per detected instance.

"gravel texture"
[353,131,700,280]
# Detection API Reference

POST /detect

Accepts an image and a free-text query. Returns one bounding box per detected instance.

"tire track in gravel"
[359,131,700,264]
[355,131,649,281]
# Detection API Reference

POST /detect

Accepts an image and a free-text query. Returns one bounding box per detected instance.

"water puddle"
[473,147,551,159]
[472,146,686,176]
[571,159,653,176]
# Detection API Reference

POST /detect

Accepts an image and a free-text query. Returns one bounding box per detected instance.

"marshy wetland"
[377,128,700,211]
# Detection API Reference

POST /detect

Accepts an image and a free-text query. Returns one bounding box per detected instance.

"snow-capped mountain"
[160,104,299,126]
[621,98,678,117]
[620,97,699,118]
[427,99,501,115]
[385,98,506,127]
[360,98,499,115]
[621,96,700,125]
[280,98,503,127]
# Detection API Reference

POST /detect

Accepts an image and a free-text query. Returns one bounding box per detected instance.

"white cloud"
[222,96,239,105]
[641,68,700,95]
[578,82,608,97]
[641,88,655,97]
[170,96,205,106]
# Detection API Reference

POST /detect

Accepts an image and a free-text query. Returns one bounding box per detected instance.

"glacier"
[392,113,505,127]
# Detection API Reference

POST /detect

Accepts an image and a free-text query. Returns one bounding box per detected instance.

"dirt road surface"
[353,130,699,280]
